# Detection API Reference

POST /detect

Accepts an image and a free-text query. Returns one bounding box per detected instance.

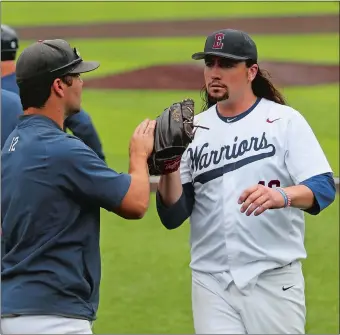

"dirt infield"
[15,14,339,40]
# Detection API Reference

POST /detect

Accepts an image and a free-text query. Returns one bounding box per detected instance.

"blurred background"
[1,1,339,333]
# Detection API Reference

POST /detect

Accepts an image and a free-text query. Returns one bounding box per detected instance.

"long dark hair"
[200,59,287,112]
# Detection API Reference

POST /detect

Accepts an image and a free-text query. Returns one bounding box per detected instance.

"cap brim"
[69,60,100,74]
[191,52,249,61]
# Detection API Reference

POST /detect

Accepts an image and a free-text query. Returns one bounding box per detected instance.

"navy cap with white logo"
[192,29,258,62]
[16,39,100,84]
[1,24,19,52]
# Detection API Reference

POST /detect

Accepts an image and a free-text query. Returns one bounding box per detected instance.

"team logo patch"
[212,33,225,50]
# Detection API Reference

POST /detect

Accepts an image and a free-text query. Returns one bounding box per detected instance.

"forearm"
[157,181,194,229]
[113,153,150,220]
[156,191,187,229]
[239,174,335,217]
[283,185,315,210]
[129,153,150,210]
[157,170,183,207]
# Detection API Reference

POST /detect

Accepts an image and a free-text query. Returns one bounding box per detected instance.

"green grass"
[2,2,339,26]
[303,196,339,334]
[17,34,339,80]
[282,84,339,175]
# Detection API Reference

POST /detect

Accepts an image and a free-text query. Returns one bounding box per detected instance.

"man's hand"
[238,184,285,216]
[129,119,156,158]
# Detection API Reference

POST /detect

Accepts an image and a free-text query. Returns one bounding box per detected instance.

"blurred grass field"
[2,1,339,334]
[3,1,339,26]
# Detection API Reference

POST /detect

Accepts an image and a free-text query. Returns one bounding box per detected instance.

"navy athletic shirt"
[2,73,19,95]
[1,89,23,149]
[1,73,105,161]
[1,114,131,321]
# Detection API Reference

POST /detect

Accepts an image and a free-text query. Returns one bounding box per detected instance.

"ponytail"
[249,60,286,105]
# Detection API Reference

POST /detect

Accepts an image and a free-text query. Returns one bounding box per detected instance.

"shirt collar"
[216,97,262,124]
[18,114,63,130]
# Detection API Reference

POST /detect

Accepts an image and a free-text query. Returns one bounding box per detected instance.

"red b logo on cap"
[212,33,225,50]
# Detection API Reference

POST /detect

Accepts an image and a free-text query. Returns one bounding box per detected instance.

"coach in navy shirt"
[1,89,23,149]
[1,24,106,161]
[1,39,156,334]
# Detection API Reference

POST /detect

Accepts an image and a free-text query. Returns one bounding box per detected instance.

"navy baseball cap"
[1,24,19,52]
[192,29,258,62]
[16,39,100,84]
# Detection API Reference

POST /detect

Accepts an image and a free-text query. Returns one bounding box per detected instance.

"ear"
[51,78,65,98]
[248,64,258,82]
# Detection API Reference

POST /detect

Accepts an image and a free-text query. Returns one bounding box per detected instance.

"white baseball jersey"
[180,97,332,291]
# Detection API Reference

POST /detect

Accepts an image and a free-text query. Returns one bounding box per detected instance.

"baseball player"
[156,29,336,334]
[1,39,155,334]
[1,24,106,161]
[1,89,23,149]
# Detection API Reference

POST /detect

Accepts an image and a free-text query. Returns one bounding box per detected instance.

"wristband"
[276,188,291,208]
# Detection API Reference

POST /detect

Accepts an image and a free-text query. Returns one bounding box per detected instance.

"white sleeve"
[180,146,193,185]
[284,111,333,184]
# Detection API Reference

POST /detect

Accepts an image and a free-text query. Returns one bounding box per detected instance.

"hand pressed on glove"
[147,98,195,176]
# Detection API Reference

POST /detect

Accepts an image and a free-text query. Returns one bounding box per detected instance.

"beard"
[207,87,229,105]
[213,90,229,101]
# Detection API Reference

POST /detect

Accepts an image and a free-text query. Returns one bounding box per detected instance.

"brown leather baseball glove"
[147,98,195,176]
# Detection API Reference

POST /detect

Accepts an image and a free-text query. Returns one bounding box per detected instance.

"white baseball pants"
[0,315,93,334]
[192,261,306,334]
